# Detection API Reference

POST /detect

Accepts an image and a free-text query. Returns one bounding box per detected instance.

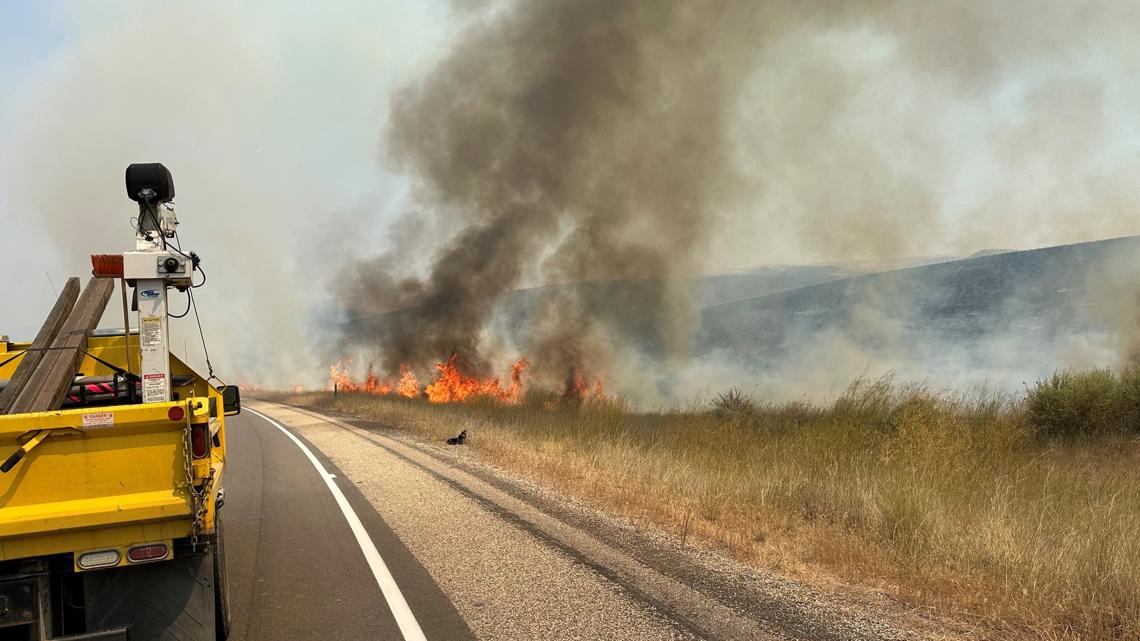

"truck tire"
[214,513,232,640]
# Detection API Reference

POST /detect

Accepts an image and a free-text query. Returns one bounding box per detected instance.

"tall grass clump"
[710,387,756,416]
[282,370,1140,640]
[1027,368,1140,437]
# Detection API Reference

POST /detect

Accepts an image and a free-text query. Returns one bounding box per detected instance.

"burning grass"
[328,355,537,404]
[281,371,1140,640]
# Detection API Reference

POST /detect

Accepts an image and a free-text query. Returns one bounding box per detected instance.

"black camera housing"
[125,163,175,203]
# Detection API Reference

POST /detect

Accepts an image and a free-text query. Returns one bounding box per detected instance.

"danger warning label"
[81,412,115,429]
[143,372,168,403]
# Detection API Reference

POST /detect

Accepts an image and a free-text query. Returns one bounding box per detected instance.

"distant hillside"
[340,263,875,341]
[336,236,1139,392]
[684,236,1140,362]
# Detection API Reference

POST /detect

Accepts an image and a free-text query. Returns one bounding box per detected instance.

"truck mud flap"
[83,551,215,641]
[53,628,130,640]
[0,577,37,628]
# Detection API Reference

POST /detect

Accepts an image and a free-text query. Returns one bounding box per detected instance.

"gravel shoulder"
[248,400,968,641]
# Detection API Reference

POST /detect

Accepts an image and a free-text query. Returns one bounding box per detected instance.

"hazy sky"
[2,1,1138,387]
[0,1,454,382]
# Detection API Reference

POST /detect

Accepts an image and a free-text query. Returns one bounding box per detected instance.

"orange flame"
[329,358,354,391]
[423,354,529,404]
[328,355,594,406]
[329,358,395,395]
[397,364,419,398]
[562,370,606,403]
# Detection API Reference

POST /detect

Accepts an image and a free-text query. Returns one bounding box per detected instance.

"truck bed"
[0,401,198,562]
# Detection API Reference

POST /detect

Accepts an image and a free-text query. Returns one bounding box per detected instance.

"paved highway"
[223,408,475,641]
[219,401,931,641]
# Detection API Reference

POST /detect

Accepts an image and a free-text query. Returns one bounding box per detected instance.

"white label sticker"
[141,315,163,347]
[143,373,167,403]
[82,412,115,429]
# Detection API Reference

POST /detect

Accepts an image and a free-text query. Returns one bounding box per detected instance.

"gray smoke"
[0,2,451,389]
[337,0,1140,395]
[338,1,780,382]
[6,2,1138,396]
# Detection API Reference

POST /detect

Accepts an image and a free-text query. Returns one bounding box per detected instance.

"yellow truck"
[0,164,236,640]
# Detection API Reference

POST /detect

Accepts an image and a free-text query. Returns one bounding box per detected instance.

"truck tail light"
[127,543,169,563]
[190,424,209,459]
[78,549,121,570]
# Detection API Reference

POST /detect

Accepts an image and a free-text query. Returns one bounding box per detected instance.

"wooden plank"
[9,278,115,414]
[0,277,80,414]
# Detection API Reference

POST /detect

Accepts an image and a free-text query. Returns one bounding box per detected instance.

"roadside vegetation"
[282,369,1140,640]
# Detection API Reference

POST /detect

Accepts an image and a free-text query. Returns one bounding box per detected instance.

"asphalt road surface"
[221,401,937,641]
[224,409,475,641]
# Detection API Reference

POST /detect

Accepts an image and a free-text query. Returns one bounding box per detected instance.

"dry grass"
[279,373,1140,640]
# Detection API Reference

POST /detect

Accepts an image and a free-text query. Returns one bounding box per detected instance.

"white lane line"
[246,408,427,641]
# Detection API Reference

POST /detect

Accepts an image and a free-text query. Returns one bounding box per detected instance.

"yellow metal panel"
[0,405,189,505]
[199,462,225,534]
[0,332,227,558]
[0,340,30,382]
[0,490,190,537]
[0,402,184,436]
[0,402,194,546]
[0,521,189,560]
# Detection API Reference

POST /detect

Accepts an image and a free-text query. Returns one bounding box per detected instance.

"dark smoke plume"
[337,0,1140,394]
[337,1,774,380]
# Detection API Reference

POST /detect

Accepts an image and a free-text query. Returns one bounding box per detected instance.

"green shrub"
[1116,367,1140,429]
[1026,369,1131,437]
